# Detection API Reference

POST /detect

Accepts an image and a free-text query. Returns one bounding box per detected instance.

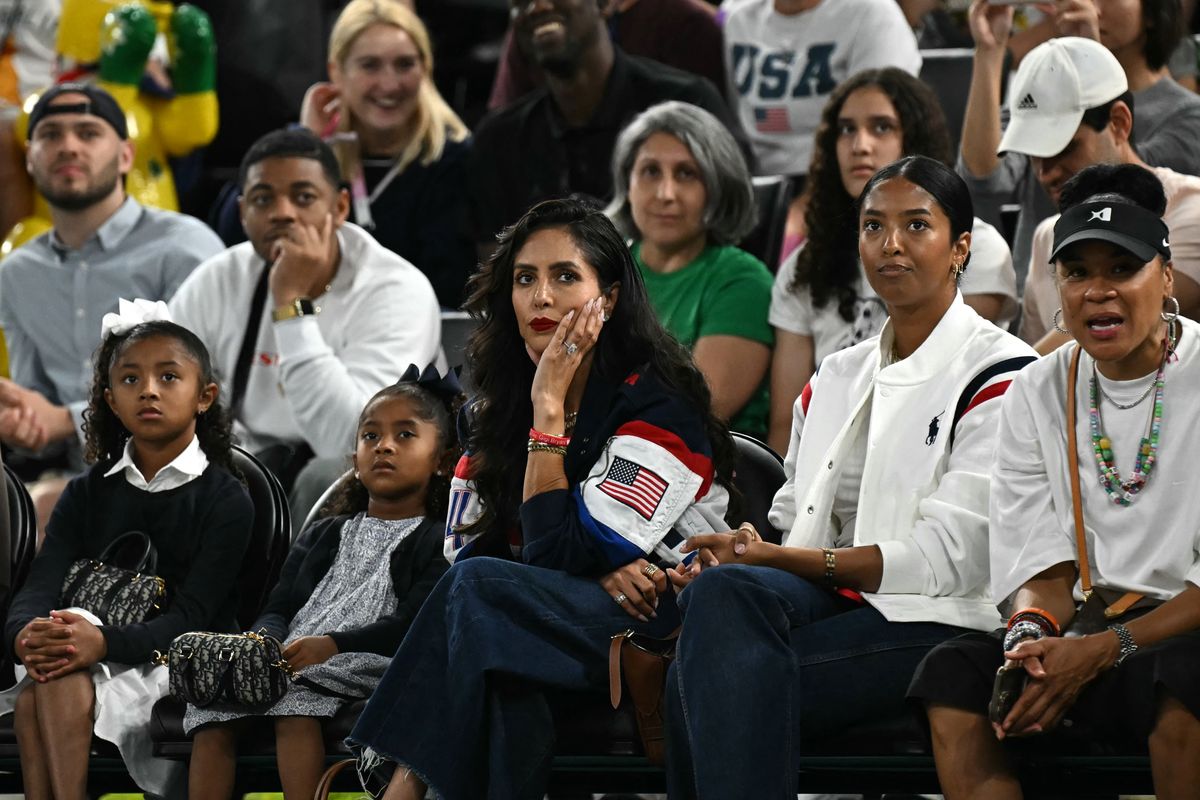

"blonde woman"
[301,0,472,307]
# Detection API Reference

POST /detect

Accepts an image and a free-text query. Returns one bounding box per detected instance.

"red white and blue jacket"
[768,295,1036,631]
[444,365,730,574]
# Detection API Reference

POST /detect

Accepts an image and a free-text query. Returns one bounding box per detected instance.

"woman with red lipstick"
[914,163,1200,799]
[344,197,735,800]
[662,156,1036,800]
[767,67,1019,454]
[607,101,773,439]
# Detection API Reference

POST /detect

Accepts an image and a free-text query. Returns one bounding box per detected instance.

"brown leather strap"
[1066,347,1144,614]
[1065,346,1092,595]
[315,758,356,800]
[609,633,626,710]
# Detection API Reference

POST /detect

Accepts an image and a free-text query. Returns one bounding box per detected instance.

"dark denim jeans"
[346,556,678,800]
[665,564,969,800]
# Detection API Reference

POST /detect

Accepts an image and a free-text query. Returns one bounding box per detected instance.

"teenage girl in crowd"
[768,68,1019,454]
[2,303,255,799]
[186,364,461,800]
[663,157,1036,799]
[345,198,733,800]
[300,0,473,307]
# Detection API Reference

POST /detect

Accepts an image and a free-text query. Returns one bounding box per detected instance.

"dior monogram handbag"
[59,531,166,627]
[161,630,293,708]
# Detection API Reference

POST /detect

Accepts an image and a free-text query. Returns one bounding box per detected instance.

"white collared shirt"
[103,435,209,493]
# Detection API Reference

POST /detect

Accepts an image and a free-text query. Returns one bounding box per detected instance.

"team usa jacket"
[444,365,730,575]
[768,294,1037,631]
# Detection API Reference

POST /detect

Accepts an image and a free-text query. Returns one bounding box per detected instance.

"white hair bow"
[100,298,172,340]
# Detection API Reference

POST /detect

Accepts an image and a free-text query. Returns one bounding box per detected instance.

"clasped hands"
[993,630,1118,740]
[0,378,74,451]
[14,610,107,682]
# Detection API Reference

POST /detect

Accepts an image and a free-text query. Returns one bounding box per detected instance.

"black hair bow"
[396,363,463,401]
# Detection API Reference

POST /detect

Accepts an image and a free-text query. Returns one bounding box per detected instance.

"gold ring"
[642,563,659,577]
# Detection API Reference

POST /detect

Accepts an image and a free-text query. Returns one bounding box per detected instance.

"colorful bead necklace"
[1088,342,1167,506]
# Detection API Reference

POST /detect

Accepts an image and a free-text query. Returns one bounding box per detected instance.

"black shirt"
[466,48,747,244]
[360,137,475,309]
[5,463,254,664]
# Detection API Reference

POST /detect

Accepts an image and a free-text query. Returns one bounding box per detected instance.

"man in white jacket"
[170,128,442,520]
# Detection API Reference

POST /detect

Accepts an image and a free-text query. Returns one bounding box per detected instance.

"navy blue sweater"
[6,463,254,664]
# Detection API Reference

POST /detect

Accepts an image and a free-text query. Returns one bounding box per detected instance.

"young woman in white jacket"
[663,155,1036,799]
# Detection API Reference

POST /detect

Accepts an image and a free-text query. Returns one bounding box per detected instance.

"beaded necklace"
[1087,342,1167,506]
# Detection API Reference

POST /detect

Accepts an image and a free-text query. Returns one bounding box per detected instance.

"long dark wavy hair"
[83,321,237,475]
[461,197,737,542]
[324,381,465,518]
[792,68,953,322]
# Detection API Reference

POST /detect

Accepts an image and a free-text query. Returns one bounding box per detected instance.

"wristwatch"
[1108,622,1138,666]
[272,297,318,322]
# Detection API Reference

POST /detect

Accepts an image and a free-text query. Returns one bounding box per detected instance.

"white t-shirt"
[769,216,1018,366]
[722,0,921,176]
[1019,165,1200,344]
[991,318,1200,603]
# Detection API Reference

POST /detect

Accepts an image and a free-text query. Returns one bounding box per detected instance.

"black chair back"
[0,465,37,689]
[730,432,786,544]
[231,447,292,629]
[918,48,975,155]
[299,470,354,533]
[739,175,793,272]
[440,311,478,388]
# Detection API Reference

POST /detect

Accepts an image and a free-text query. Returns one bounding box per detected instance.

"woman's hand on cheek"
[529,296,607,425]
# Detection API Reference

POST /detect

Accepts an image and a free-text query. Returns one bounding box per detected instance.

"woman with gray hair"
[608,101,773,439]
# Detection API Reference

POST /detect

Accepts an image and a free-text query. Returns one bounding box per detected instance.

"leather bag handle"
[96,530,157,573]
[315,758,357,800]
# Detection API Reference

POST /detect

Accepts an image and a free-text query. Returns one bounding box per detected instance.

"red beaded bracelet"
[528,428,571,448]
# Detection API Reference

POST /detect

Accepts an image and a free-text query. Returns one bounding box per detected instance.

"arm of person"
[99,488,255,664]
[328,520,449,656]
[692,335,770,423]
[252,517,339,641]
[275,271,441,458]
[960,1,1012,179]
[767,330,814,456]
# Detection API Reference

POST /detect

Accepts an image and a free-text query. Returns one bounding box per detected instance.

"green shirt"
[633,242,774,438]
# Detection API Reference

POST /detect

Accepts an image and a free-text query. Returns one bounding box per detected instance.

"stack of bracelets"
[528,428,570,456]
[1003,607,1061,653]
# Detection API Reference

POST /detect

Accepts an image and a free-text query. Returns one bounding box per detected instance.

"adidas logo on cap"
[1017,93,1038,110]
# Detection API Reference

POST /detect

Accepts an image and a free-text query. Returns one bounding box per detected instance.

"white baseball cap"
[997,37,1129,159]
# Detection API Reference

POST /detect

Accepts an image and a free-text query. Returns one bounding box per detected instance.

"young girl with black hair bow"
[2,299,255,798]
[185,364,462,800]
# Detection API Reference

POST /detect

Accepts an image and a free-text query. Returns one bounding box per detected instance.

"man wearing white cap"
[991,34,1200,349]
[958,0,1200,297]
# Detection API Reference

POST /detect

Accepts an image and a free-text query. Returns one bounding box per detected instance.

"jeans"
[346,556,679,800]
[665,564,969,800]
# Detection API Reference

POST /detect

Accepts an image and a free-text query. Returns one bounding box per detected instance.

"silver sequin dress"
[184,514,422,731]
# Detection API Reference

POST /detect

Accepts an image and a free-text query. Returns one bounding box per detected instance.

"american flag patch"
[598,456,668,520]
[754,107,790,133]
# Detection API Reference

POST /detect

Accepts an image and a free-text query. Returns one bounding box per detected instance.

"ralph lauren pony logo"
[925,411,944,446]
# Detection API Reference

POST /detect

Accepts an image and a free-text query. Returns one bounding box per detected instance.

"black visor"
[1050,201,1171,265]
